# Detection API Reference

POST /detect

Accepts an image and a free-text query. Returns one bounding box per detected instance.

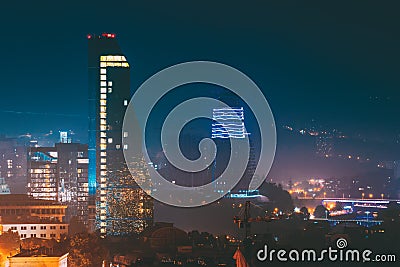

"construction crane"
[233,201,278,237]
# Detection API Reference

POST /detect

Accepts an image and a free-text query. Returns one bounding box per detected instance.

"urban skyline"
[0,1,399,266]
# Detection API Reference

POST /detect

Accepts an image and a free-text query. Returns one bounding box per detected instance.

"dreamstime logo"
[336,238,347,249]
[122,61,276,207]
[257,238,397,263]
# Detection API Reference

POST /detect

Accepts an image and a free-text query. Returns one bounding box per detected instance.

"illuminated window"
[110,62,122,67]
[100,62,107,67]
[100,94,107,99]
[100,75,107,81]
[100,81,107,87]
[100,100,106,106]
[108,88,112,93]
[123,132,128,138]
[101,158,106,164]
[108,138,113,143]
[100,119,106,125]
[116,144,121,149]
[100,125,107,131]
[101,165,106,169]
[100,113,106,119]
[122,62,129,67]
[100,171,107,176]
[101,87,107,93]
[100,68,106,74]
[100,144,107,150]
[100,106,106,112]
[123,144,128,150]
[108,81,112,86]
[100,138,106,144]
[124,100,128,106]
[101,152,107,156]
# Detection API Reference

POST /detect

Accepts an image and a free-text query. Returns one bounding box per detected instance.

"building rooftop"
[0,215,66,224]
[0,194,65,206]
[12,249,67,258]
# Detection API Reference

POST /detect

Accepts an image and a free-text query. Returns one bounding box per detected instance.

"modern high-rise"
[27,142,89,226]
[212,107,248,139]
[88,33,153,237]
[211,107,255,192]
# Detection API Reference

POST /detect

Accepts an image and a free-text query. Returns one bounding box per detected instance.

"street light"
[381,193,384,199]
[362,193,365,199]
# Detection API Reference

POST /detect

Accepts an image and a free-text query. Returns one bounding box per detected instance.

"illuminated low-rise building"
[5,252,68,267]
[0,194,67,222]
[0,218,68,240]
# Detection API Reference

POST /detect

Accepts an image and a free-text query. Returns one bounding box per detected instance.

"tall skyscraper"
[211,107,256,193]
[88,33,153,237]
[27,143,89,226]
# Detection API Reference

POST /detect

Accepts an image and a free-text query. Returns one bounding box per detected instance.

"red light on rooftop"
[102,33,116,38]
[87,34,92,39]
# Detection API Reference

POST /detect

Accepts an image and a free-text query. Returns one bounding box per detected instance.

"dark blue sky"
[0,1,399,140]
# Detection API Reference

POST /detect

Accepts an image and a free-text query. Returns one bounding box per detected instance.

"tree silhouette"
[68,233,108,267]
[258,182,294,212]
[314,205,329,218]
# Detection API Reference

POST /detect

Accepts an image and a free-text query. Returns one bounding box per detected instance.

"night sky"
[1,1,400,234]
[0,1,399,139]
